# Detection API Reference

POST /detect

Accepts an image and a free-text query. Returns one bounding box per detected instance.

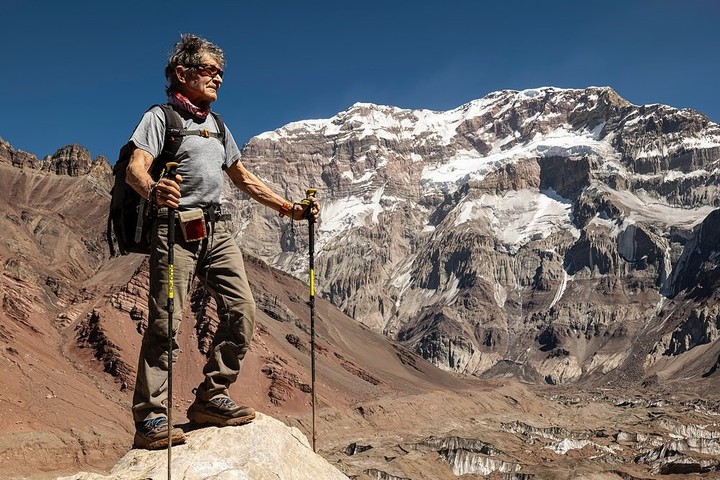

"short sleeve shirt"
[130,105,242,210]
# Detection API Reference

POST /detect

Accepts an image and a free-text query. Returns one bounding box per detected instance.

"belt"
[202,205,232,222]
[156,206,232,222]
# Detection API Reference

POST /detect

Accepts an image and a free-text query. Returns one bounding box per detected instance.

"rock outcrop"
[57,414,349,480]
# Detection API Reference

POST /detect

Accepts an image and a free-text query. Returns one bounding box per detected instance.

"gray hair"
[165,34,226,95]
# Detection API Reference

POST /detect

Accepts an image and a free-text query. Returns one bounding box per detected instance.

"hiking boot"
[187,396,256,426]
[133,416,186,450]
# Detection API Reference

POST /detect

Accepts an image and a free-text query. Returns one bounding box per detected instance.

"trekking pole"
[164,161,179,480]
[301,188,318,452]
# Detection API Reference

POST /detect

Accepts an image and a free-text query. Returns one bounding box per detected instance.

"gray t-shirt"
[130,105,242,210]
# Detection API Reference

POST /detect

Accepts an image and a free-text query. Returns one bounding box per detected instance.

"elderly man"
[125,33,319,449]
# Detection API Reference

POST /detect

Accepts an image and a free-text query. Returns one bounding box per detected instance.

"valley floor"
[5,380,719,480]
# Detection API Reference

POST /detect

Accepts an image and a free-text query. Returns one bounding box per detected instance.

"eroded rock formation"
[235,87,720,390]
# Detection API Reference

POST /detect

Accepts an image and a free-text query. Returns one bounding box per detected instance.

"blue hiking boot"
[133,416,186,450]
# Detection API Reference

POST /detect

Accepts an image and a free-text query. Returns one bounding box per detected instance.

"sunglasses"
[189,63,224,79]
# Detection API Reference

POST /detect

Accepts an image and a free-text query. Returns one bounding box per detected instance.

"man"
[125,34,320,450]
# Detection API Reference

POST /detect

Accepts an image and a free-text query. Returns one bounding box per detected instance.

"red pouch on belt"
[178,209,206,242]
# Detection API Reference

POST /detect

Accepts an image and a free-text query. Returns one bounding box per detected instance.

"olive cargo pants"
[132,210,256,423]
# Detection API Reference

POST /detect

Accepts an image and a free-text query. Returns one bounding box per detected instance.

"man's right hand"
[126,146,183,208]
[153,175,183,208]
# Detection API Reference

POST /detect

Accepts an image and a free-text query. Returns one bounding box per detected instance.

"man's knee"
[144,315,180,340]
[222,300,256,338]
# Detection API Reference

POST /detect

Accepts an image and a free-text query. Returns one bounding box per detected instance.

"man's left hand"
[292,197,320,222]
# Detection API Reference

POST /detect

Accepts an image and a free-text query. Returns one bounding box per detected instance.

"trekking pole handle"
[165,161,179,179]
[301,188,318,222]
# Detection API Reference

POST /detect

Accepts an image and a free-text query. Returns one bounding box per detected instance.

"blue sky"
[1,0,718,161]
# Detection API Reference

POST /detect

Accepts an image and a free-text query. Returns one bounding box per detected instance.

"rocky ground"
[2,248,718,479]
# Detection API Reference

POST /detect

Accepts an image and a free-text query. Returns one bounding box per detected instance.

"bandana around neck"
[169,92,211,120]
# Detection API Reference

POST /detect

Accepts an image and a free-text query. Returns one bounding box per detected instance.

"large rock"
[57,414,349,480]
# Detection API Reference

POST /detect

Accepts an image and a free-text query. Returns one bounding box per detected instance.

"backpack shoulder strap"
[158,104,185,158]
[210,111,226,143]
[146,104,185,178]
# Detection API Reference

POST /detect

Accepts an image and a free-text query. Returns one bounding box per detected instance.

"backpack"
[106,104,226,256]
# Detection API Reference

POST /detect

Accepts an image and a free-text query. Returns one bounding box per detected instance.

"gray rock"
[57,414,349,480]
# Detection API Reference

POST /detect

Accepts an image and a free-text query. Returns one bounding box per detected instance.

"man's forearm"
[241,171,292,213]
[126,149,156,200]
[227,162,290,214]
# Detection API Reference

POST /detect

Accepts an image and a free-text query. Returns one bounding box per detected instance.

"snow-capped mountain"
[235,86,720,386]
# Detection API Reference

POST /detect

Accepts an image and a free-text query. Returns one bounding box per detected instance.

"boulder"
[57,414,349,480]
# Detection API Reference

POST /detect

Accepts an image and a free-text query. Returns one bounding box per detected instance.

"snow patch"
[453,189,579,252]
[548,270,568,310]
[420,125,617,194]
[317,186,388,248]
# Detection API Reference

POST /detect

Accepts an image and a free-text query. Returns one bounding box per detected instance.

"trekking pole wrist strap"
[148,182,159,204]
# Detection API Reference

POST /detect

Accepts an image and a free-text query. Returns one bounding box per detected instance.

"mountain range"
[236,86,720,391]
[1,86,719,479]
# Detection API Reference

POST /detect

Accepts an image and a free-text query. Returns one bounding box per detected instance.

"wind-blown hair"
[165,34,226,95]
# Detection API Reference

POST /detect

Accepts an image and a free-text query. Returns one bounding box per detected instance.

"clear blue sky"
[1,0,718,161]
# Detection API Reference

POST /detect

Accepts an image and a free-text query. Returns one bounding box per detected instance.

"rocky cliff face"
[237,86,720,390]
[0,139,110,176]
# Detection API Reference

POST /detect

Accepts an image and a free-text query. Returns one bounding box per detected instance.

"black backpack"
[106,104,226,256]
